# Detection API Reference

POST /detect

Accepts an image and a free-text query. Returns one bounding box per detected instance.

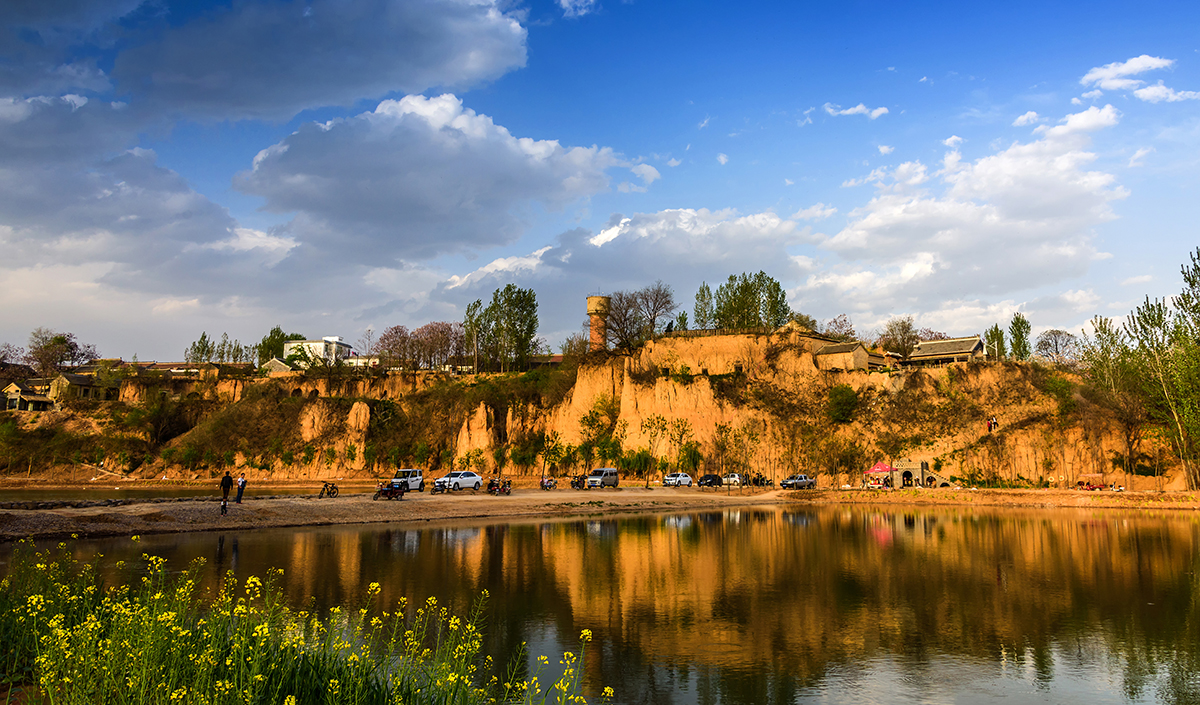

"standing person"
[220,471,233,501]
[235,473,247,504]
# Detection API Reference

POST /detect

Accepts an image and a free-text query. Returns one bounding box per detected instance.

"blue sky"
[2,0,1199,360]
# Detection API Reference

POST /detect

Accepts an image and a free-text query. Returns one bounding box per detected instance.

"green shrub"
[827,384,858,423]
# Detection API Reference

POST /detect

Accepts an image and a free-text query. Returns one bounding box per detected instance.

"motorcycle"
[570,475,588,490]
[539,476,557,491]
[318,481,339,498]
[488,477,512,496]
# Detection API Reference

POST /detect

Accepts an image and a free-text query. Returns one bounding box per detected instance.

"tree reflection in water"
[31,506,1200,704]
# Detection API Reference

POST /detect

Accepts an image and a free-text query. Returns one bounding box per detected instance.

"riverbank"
[2,483,1198,541]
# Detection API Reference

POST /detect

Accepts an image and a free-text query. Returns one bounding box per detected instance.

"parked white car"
[663,472,693,487]
[390,468,425,492]
[722,473,743,486]
[434,471,482,491]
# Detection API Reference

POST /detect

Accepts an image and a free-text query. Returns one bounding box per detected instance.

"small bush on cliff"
[827,384,858,423]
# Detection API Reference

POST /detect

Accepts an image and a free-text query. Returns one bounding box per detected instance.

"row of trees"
[183,332,257,364]
[693,271,805,330]
[1077,248,1200,490]
[374,321,466,372]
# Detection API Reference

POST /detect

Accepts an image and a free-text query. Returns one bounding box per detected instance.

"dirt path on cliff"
[2,484,1197,542]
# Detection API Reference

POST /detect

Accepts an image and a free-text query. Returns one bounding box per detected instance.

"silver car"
[663,472,693,487]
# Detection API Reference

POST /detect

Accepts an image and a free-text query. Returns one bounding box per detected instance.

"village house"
[282,337,353,368]
[905,336,986,367]
[3,381,52,411]
[813,342,888,371]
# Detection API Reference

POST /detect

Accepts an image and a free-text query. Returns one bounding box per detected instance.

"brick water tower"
[587,295,611,352]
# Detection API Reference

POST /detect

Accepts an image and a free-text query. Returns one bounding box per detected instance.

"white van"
[391,469,425,492]
[586,468,619,489]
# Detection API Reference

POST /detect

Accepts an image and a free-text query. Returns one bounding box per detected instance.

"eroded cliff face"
[451,332,1179,490]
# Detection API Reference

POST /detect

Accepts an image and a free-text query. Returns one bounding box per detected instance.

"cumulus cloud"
[792,203,838,220]
[717,153,729,165]
[943,135,963,147]
[235,94,621,262]
[824,102,889,119]
[802,105,1128,323]
[878,145,894,155]
[111,0,527,120]
[1081,54,1174,91]
[423,208,811,336]
[1133,82,1200,103]
[1012,111,1040,126]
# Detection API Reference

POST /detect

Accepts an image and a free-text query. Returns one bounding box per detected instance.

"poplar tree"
[1009,313,1032,361]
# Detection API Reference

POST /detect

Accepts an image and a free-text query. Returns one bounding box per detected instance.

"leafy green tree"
[984,324,1007,359]
[712,271,795,329]
[1009,313,1032,361]
[827,384,858,423]
[462,284,540,372]
[673,310,688,332]
[693,282,714,329]
[185,332,215,363]
[256,326,305,366]
[1081,316,1148,484]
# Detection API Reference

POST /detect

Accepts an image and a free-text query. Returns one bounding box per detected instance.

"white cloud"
[1081,89,1104,100]
[235,94,622,261]
[1128,147,1154,167]
[667,158,681,167]
[1081,55,1174,91]
[803,104,1127,320]
[878,145,894,155]
[698,116,710,129]
[111,0,528,121]
[943,135,963,147]
[1121,274,1153,286]
[1133,81,1200,103]
[784,178,794,186]
[823,102,889,119]
[1012,111,1040,126]
[919,76,929,83]
[630,163,661,185]
[791,203,837,220]
[559,0,597,17]
[1071,97,1083,105]
[716,153,729,165]
[841,167,888,187]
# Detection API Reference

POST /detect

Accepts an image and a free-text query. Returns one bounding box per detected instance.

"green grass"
[1,540,608,705]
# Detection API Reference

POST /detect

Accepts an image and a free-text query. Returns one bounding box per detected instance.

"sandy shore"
[1,483,1197,541]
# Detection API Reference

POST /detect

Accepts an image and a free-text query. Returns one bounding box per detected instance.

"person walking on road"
[235,473,247,504]
[220,471,233,501]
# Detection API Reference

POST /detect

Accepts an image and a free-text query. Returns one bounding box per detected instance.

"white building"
[282,337,353,368]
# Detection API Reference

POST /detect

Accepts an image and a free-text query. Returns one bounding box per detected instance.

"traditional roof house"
[260,357,294,374]
[3,381,53,411]
[906,336,985,367]
[814,342,887,371]
[47,373,119,402]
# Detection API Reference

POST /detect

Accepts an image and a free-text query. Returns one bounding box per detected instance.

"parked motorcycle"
[570,475,587,490]
[539,476,557,491]
[318,481,339,498]
[488,477,512,496]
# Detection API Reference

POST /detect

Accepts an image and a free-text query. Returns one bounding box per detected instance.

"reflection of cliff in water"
[57,507,1200,704]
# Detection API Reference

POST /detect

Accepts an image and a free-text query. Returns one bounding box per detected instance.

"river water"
[5,505,1200,704]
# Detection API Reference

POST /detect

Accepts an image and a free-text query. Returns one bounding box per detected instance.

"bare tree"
[880,316,920,360]
[822,314,856,341]
[636,280,678,338]
[25,328,98,383]
[606,290,645,352]
[1035,329,1080,367]
[377,325,412,370]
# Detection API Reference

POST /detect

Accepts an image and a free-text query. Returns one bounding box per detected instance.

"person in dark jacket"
[235,473,247,503]
[220,471,234,501]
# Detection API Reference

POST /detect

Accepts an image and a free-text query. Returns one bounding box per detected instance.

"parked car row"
[376,467,820,495]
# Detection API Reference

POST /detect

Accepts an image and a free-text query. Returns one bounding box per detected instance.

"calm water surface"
[4,505,1199,704]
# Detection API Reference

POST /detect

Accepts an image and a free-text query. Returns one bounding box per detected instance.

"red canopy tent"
[864,462,895,474]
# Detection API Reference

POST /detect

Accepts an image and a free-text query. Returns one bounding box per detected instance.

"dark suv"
[697,474,722,487]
